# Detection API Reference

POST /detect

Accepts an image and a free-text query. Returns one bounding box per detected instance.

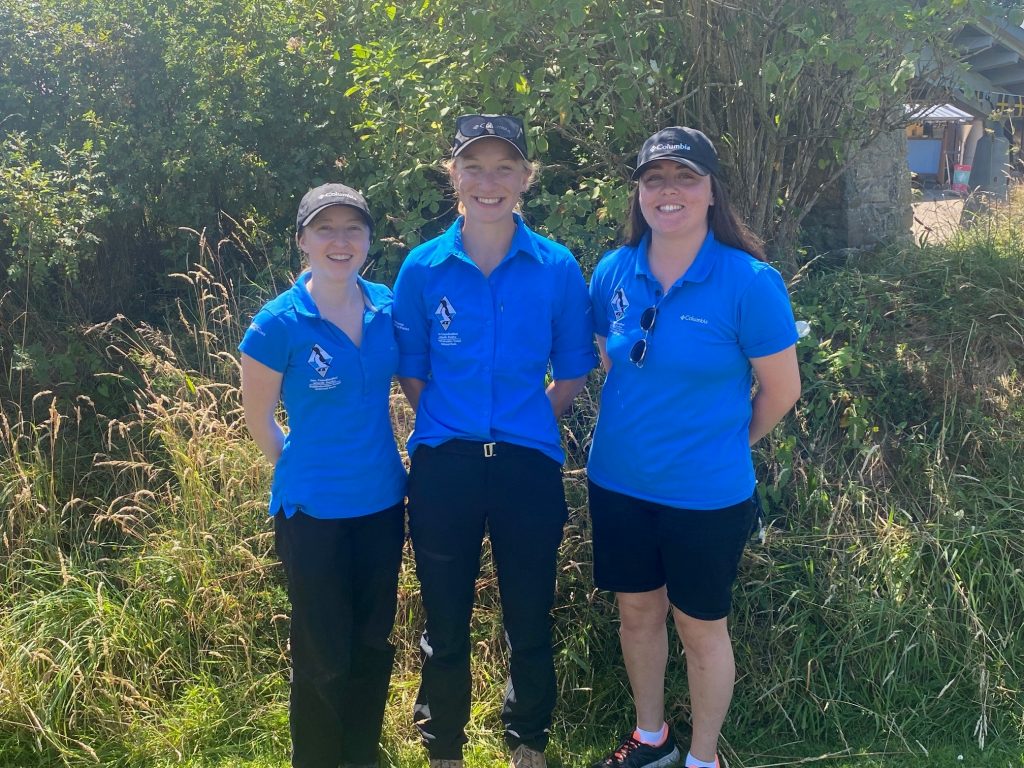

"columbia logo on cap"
[631,126,720,180]
[296,183,374,231]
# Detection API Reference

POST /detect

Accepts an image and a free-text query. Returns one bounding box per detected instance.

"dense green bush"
[2,0,1008,306]
[0,0,361,315]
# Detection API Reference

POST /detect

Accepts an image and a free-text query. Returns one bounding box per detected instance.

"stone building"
[836,17,1024,248]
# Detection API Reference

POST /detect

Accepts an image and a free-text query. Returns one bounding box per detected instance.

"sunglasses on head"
[455,114,525,142]
[628,306,658,367]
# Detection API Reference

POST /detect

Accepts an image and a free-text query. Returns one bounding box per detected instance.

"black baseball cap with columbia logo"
[296,183,374,232]
[631,126,720,180]
[452,114,529,160]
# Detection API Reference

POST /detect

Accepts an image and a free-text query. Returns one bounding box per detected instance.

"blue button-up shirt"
[393,214,596,464]
[588,231,797,508]
[239,272,407,518]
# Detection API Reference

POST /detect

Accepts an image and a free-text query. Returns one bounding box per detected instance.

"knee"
[618,591,670,636]
[673,612,731,659]
[292,660,346,693]
[354,633,397,657]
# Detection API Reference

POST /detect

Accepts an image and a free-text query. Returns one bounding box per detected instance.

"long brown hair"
[625,173,766,261]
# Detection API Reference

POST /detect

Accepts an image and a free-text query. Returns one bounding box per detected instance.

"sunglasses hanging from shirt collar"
[628,306,658,367]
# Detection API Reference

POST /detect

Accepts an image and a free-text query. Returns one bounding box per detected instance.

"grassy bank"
[2,196,1023,767]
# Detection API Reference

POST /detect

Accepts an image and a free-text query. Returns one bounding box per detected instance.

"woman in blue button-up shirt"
[239,184,407,768]
[587,128,802,768]
[392,115,596,768]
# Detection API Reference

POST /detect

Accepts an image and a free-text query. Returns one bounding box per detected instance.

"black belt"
[431,439,537,459]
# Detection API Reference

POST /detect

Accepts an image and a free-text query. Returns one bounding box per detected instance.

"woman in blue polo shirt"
[239,183,406,768]
[392,114,596,768]
[587,128,801,768]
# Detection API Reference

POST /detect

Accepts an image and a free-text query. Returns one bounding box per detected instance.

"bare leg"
[618,589,671,731]
[672,609,733,763]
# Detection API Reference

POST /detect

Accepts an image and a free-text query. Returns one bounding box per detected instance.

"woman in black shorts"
[586,127,801,768]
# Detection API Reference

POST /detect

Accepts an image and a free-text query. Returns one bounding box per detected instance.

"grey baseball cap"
[296,183,374,232]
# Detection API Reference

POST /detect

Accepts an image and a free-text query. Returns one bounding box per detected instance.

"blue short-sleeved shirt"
[588,231,797,509]
[392,214,597,464]
[238,272,407,519]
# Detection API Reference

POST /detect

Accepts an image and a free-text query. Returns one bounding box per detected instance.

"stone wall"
[841,128,914,248]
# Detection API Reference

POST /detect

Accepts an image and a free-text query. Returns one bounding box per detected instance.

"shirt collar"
[291,271,319,317]
[634,229,718,287]
[431,212,542,267]
[357,275,383,313]
[290,270,382,316]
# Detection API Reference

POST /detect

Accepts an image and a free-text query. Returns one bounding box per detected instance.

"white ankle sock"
[685,753,718,768]
[634,723,668,746]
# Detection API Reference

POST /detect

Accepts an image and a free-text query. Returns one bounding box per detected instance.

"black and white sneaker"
[590,731,681,768]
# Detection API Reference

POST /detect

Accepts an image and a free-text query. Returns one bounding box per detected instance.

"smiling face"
[449,137,532,224]
[297,204,370,284]
[637,159,714,240]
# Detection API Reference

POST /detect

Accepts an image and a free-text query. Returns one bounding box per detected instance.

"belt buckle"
[483,442,497,458]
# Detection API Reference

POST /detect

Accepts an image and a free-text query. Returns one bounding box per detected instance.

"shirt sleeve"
[738,266,799,359]
[549,255,598,380]
[589,255,612,337]
[238,307,289,372]
[392,258,431,380]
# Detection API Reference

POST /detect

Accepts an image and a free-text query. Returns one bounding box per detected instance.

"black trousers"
[407,441,568,759]
[274,503,405,768]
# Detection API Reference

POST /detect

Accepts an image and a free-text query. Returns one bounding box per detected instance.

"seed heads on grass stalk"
[4,189,1024,764]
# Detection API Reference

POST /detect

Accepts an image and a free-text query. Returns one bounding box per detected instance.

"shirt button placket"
[481,285,497,428]
[361,311,371,397]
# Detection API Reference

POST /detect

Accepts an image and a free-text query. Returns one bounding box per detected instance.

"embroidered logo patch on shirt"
[435,296,456,330]
[611,287,629,321]
[308,343,333,377]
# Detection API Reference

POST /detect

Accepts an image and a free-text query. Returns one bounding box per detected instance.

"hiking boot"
[510,744,547,768]
[590,731,681,768]
[429,760,464,768]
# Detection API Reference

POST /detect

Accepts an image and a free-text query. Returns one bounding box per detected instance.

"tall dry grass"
[1,194,1023,766]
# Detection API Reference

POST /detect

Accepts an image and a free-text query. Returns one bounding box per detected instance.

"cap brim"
[452,134,527,160]
[631,156,711,180]
[300,202,374,229]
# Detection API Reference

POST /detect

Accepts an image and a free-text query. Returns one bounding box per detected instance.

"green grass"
[2,193,1024,766]
[78,744,1024,768]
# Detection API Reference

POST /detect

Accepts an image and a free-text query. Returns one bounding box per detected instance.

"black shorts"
[588,480,756,621]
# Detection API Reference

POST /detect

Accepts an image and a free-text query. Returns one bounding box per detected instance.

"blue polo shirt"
[588,231,797,509]
[238,272,407,519]
[392,214,596,464]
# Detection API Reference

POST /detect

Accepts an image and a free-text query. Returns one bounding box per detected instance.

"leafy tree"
[676,0,980,259]
[0,0,1014,317]
[0,0,364,315]
[0,132,106,285]
[343,0,996,270]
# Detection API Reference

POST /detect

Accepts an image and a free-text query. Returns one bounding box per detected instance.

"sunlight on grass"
[1,194,1023,766]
